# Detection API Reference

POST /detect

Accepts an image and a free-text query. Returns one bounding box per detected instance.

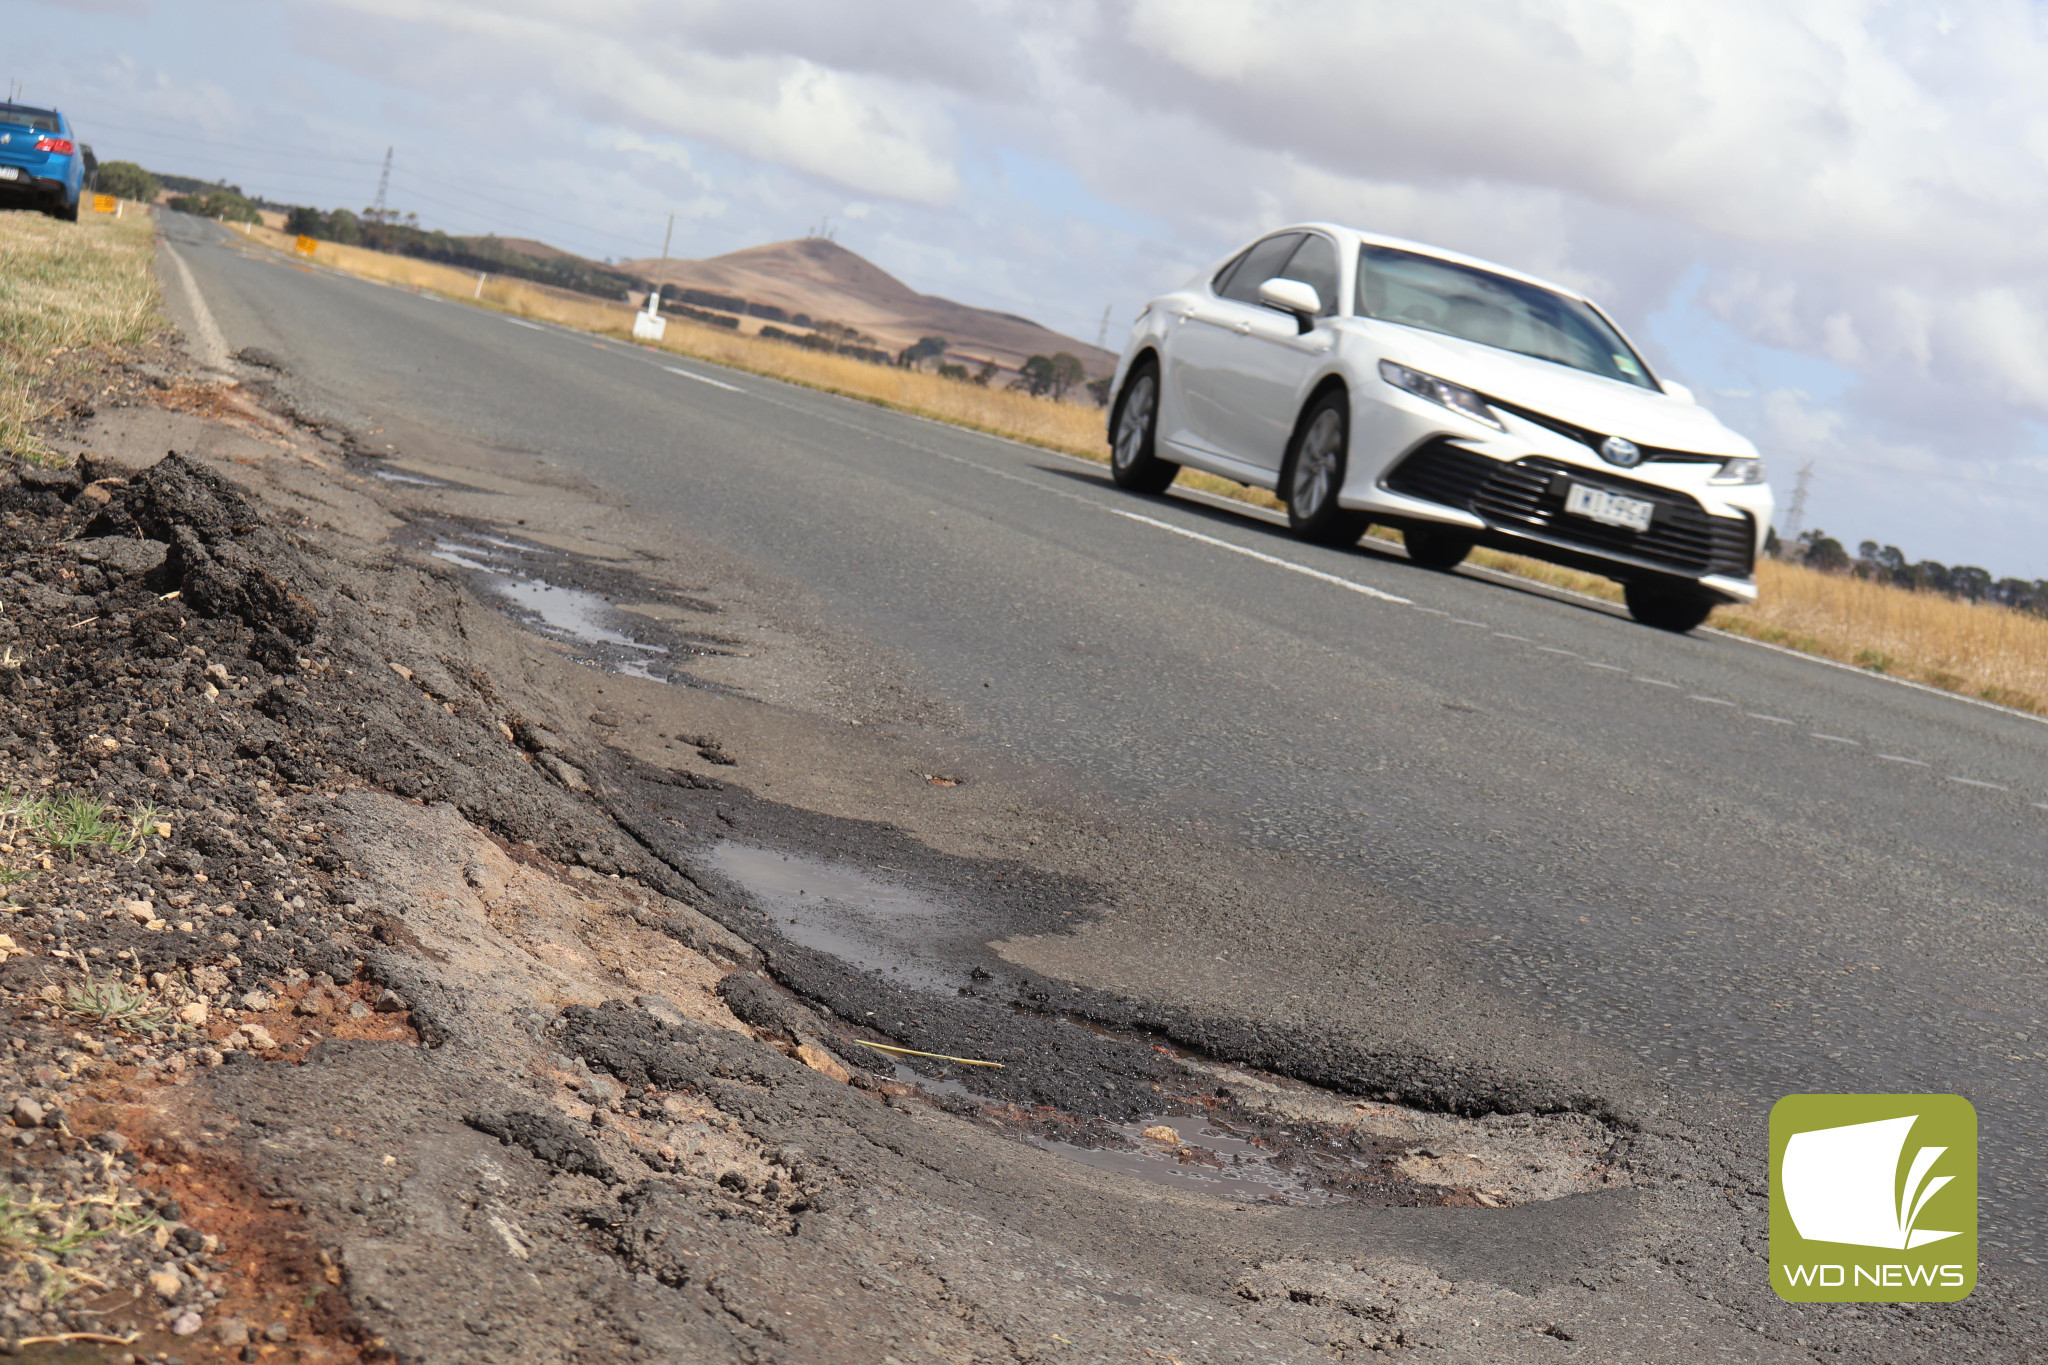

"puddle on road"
[428,531,676,681]
[370,466,457,488]
[710,843,971,995]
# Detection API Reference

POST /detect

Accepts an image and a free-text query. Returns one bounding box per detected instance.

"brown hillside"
[461,234,581,262]
[623,237,1116,378]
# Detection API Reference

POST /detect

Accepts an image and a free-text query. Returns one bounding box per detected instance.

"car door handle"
[1234,320,1252,334]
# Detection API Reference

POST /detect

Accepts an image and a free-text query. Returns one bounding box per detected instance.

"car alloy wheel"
[1284,391,1365,545]
[1109,363,1177,493]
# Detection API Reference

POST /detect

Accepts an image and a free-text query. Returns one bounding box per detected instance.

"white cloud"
[312,0,963,204]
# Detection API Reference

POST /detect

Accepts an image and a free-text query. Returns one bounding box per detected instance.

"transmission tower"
[371,147,393,221]
[1095,304,1112,350]
[1780,459,1816,544]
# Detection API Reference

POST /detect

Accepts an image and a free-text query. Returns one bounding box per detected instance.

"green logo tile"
[1769,1093,1976,1302]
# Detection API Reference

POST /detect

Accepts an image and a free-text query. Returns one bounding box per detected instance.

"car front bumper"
[1343,387,1773,601]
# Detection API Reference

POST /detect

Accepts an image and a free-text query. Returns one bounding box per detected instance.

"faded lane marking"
[664,365,745,393]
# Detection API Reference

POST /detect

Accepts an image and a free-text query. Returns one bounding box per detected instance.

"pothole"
[709,842,988,995]
[885,1033,1628,1209]
[418,524,739,684]
[706,840,1632,1209]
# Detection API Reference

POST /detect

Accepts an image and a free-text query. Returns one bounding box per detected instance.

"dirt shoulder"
[0,309,2023,1363]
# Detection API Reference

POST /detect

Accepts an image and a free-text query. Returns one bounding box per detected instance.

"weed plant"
[65,966,182,1034]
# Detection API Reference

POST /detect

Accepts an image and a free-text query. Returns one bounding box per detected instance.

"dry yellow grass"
[0,203,160,459]
[235,223,2048,718]
[1712,560,2048,713]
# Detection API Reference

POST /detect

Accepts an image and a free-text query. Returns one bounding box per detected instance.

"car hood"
[1365,322,1758,457]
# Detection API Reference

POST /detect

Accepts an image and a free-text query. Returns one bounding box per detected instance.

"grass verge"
[226,221,2048,720]
[0,203,161,461]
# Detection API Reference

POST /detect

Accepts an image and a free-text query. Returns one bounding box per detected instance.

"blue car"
[0,102,85,221]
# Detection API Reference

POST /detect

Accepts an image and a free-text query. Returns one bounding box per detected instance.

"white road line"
[2034,803,2048,812]
[1583,661,1625,671]
[664,365,745,394]
[1811,733,1861,745]
[1947,775,2008,790]
[1493,632,1531,642]
[1538,646,1577,656]
[1450,618,1487,627]
[1748,713,1795,724]
[1412,606,1449,616]
[1875,754,1929,766]
[160,241,231,371]
[1689,695,1735,706]
[505,318,545,331]
[1100,508,1412,604]
[1635,678,1679,688]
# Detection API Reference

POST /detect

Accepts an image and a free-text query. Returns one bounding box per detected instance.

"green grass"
[0,206,162,461]
[0,790,161,860]
[0,1183,163,1305]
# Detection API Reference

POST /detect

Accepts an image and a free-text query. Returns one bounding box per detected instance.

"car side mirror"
[1660,379,1695,405]
[1257,278,1321,334]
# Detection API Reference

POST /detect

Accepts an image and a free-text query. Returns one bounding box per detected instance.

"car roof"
[1278,221,1592,305]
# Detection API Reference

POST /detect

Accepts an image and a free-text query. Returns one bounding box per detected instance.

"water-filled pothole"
[710,843,985,995]
[424,529,705,682]
[707,845,1627,1210]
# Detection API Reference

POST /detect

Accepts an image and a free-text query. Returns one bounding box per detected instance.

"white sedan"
[1106,223,1773,632]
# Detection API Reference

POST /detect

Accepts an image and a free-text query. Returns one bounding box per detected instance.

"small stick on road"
[851,1040,1005,1068]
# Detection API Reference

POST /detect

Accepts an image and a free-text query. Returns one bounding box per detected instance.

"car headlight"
[1378,360,1502,430]
[1709,457,1766,485]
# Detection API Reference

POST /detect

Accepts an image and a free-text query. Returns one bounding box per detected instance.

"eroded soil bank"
[0,329,2031,1364]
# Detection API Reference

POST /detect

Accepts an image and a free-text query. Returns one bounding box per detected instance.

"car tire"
[1109,360,1177,494]
[1283,390,1366,545]
[1402,524,1475,571]
[52,195,79,223]
[1625,581,1715,633]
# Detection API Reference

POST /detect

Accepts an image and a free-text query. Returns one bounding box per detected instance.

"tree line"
[1784,529,2048,616]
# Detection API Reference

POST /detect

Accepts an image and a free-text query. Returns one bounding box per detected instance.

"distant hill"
[622,238,1116,378]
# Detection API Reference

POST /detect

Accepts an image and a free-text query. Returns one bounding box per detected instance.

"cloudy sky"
[19,0,2048,576]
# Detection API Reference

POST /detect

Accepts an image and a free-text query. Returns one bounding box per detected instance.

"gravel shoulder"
[0,303,2034,1362]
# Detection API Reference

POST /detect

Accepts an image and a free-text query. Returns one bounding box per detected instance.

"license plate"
[1564,482,1655,532]
[0,168,18,181]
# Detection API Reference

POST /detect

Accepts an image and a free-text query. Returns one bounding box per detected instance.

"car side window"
[1216,234,1306,305]
[1278,233,1341,316]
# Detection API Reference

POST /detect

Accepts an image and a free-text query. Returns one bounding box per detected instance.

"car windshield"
[1356,245,1656,390]
[0,105,61,133]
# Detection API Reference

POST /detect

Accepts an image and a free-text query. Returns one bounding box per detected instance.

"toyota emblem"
[1600,435,1642,468]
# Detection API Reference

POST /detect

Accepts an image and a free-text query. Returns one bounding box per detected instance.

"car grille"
[1383,441,1754,577]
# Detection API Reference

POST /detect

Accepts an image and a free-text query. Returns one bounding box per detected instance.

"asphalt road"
[157,214,2046,1268]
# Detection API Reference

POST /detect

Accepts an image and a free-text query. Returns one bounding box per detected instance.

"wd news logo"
[1770,1094,1977,1302]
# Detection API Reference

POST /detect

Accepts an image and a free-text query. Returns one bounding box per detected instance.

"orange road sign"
[295,235,318,257]
[92,194,117,214]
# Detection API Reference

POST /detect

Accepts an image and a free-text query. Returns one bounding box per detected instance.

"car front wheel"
[1284,391,1366,545]
[1625,581,1716,632]
[1109,361,1177,494]
[1402,524,1474,570]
